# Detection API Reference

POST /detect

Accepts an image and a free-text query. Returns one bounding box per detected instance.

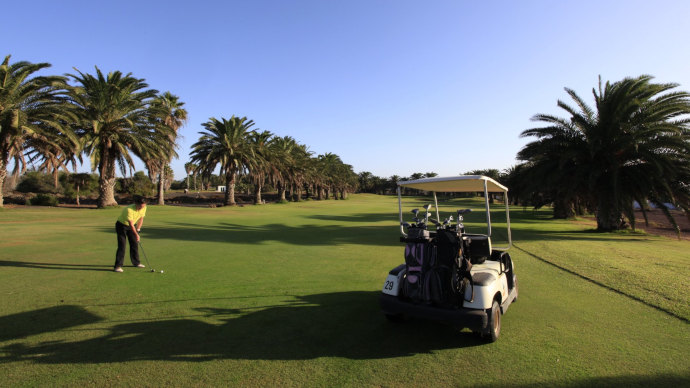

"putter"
[138,241,157,273]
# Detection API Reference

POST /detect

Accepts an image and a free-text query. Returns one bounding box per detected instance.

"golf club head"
[411,209,419,216]
[423,204,431,211]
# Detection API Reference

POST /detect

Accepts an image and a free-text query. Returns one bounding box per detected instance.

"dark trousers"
[114,222,140,268]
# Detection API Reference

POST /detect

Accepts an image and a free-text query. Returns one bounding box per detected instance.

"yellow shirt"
[117,204,147,226]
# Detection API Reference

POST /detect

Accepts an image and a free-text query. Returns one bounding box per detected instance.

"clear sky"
[4,0,690,180]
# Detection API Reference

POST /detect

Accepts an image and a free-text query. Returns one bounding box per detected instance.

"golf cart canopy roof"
[398,175,508,193]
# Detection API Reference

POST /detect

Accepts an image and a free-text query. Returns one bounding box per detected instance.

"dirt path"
[633,209,690,240]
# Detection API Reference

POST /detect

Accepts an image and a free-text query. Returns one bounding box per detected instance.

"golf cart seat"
[463,234,492,264]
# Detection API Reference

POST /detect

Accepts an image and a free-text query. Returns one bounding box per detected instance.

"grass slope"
[0,195,688,387]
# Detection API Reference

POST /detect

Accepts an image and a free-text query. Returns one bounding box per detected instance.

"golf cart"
[379,175,517,342]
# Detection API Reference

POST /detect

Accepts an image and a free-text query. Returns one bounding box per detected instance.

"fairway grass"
[1,195,688,387]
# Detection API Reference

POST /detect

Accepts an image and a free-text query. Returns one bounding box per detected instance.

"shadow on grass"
[0,291,486,362]
[97,221,400,247]
[96,214,632,247]
[0,260,113,272]
[477,374,690,388]
[305,212,397,223]
[0,305,103,341]
[506,210,653,242]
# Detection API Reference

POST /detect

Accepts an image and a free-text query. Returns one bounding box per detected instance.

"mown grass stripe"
[513,243,689,323]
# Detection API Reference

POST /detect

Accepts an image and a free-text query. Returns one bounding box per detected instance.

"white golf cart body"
[379,175,517,341]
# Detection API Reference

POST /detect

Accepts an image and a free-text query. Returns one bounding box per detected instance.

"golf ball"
[160,270,164,273]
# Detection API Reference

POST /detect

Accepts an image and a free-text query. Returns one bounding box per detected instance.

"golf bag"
[456,251,474,303]
[423,229,459,306]
[403,229,473,306]
[403,242,431,302]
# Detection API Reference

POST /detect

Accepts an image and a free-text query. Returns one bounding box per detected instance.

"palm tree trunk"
[157,171,165,205]
[278,182,286,202]
[596,197,622,231]
[0,154,7,207]
[254,182,263,204]
[76,184,81,207]
[553,197,575,219]
[225,172,236,206]
[97,150,118,208]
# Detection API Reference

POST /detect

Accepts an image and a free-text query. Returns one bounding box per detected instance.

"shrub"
[16,172,59,194]
[27,193,59,206]
[117,172,155,197]
[169,180,186,190]
[60,173,99,200]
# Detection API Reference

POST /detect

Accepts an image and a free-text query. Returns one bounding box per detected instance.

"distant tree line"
[0,54,358,208]
[187,116,358,206]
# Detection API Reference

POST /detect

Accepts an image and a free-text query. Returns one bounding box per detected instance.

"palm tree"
[317,153,341,199]
[149,92,187,205]
[184,162,196,191]
[269,136,297,202]
[388,175,401,195]
[0,55,75,207]
[25,134,81,189]
[65,172,93,206]
[65,67,162,207]
[358,171,374,193]
[334,161,357,199]
[286,142,312,201]
[248,130,274,204]
[189,116,257,206]
[519,75,690,232]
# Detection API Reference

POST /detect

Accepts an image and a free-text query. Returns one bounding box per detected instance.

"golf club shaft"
[139,240,152,269]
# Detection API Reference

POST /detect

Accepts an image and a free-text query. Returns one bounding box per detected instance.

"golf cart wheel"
[483,299,501,343]
[384,313,405,323]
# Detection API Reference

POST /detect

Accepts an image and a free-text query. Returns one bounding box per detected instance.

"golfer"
[114,195,147,272]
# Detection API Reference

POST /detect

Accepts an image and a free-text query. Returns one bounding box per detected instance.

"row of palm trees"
[0,54,358,208]
[0,55,186,208]
[186,116,358,206]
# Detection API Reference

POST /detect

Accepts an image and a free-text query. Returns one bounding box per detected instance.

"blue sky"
[4,1,690,180]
